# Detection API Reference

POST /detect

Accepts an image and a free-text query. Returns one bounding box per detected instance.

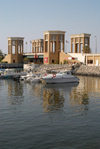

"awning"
[27,55,34,58]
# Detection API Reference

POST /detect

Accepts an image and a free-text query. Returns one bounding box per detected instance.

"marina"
[0,0,100,148]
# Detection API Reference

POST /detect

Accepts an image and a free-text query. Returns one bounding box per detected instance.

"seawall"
[74,65,100,77]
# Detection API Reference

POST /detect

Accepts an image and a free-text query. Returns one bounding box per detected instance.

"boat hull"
[42,77,79,84]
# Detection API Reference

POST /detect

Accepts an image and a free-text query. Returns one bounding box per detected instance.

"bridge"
[23,52,44,63]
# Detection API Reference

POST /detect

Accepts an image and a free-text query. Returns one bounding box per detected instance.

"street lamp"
[66,40,69,53]
[25,41,28,53]
[94,36,97,54]
[30,41,32,53]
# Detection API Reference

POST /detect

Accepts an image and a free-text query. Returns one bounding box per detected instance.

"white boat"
[41,71,79,84]
[22,72,42,83]
[0,69,22,79]
[20,72,35,81]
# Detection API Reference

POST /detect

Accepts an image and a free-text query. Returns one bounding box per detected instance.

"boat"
[0,69,22,79]
[41,71,79,84]
[20,71,42,84]
[20,72,35,81]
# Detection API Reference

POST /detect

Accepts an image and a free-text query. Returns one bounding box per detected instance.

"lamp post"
[25,41,28,53]
[66,40,69,53]
[30,41,32,53]
[95,36,97,54]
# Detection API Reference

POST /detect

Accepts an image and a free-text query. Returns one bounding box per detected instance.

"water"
[0,76,100,149]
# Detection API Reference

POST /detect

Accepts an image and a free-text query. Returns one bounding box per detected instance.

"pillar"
[71,38,72,53]
[63,34,64,52]
[74,38,76,53]
[79,38,81,53]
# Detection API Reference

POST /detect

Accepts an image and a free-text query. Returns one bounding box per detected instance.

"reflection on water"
[6,80,24,105]
[70,88,89,106]
[29,83,43,97]
[43,88,65,112]
[0,77,100,149]
[5,76,100,110]
[70,76,100,107]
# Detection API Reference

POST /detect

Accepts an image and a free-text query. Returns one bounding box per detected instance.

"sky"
[0,0,100,54]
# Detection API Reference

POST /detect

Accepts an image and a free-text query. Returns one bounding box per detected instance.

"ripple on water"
[0,77,100,149]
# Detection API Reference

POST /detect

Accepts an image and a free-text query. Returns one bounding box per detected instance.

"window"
[53,42,56,53]
[59,35,63,41]
[87,60,93,64]
[45,35,48,40]
[85,37,89,46]
[80,44,83,52]
[52,60,54,63]
[45,41,48,52]
[13,59,15,63]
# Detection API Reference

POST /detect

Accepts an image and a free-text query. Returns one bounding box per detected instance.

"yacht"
[41,71,79,84]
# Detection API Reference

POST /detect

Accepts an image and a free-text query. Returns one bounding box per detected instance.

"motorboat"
[0,69,22,79]
[21,72,42,83]
[20,72,35,81]
[41,71,79,84]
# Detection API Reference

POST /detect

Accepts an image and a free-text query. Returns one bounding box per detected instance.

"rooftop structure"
[3,37,24,63]
[32,39,43,53]
[70,33,91,53]
[43,30,66,64]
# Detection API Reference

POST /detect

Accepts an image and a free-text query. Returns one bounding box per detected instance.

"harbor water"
[0,76,100,149]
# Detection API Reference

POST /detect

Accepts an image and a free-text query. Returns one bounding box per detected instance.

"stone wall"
[34,64,72,75]
[74,64,100,76]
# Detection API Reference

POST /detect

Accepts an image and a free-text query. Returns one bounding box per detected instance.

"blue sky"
[0,0,100,53]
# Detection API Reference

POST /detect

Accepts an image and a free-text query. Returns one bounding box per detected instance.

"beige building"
[71,33,91,53]
[43,30,65,64]
[86,54,100,66]
[32,39,43,53]
[3,37,24,63]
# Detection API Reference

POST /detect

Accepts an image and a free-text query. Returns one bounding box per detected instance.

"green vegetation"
[82,46,91,53]
[0,49,4,62]
[63,60,68,64]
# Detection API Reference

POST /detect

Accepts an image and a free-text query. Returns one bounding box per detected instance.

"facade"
[24,52,43,64]
[3,32,99,66]
[70,33,91,53]
[68,53,100,66]
[59,51,80,64]
[86,54,100,66]
[43,30,65,64]
[3,37,24,63]
[32,39,43,53]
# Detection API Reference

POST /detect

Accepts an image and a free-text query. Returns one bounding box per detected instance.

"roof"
[32,39,43,42]
[8,37,24,40]
[71,33,91,38]
[44,30,66,35]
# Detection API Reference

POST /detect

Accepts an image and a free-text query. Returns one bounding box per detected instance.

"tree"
[82,46,91,53]
[0,49,3,56]
[0,49,4,62]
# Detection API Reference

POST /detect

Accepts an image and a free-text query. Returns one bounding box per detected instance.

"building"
[86,54,100,66]
[32,39,43,53]
[23,39,44,64]
[70,33,91,53]
[43,30,66,64]
[3,37,24,63]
